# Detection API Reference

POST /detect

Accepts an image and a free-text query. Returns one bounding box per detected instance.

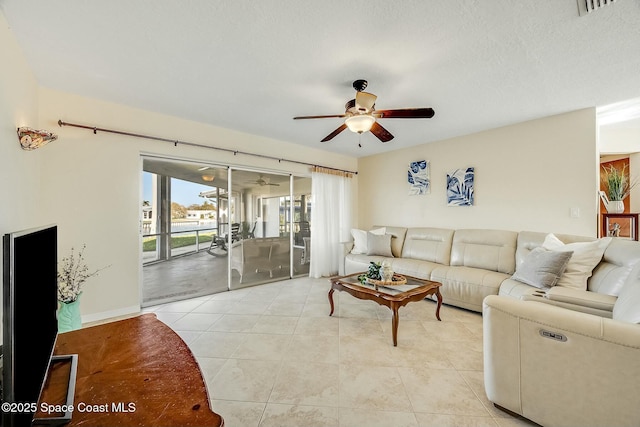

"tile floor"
[143,276,537,427]
[142,250,310,306]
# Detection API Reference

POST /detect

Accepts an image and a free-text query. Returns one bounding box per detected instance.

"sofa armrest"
[483,295,640,427]
[340,241,353,255]
[339,241,353,275]
[543,286,616,311]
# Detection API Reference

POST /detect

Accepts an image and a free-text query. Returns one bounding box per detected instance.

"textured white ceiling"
[2,0,640,158]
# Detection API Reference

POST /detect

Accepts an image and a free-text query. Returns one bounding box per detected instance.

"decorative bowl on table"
[366,274,407,287]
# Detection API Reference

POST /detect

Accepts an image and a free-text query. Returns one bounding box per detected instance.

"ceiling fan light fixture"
[345,115,375,134]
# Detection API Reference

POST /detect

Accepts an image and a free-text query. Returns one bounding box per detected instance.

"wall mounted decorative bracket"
[17,127,58,150]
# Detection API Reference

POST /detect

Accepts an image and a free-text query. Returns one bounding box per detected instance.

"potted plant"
[600,164,638,213]
[358,261,382,284]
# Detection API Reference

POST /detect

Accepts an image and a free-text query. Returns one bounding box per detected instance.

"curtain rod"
[57,120,358,176]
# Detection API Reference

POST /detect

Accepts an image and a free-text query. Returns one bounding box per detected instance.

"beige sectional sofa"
[483,288,640,427]
[343,226,639,315]
[345,226,526,312]
[343,225,640,426]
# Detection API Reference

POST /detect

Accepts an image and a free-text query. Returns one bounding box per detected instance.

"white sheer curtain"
[309,168,353,278]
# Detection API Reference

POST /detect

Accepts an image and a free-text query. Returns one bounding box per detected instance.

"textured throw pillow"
[511,247,574,289]
[366,232,393,257]
[351,227,385,254]
[542,234,612,290]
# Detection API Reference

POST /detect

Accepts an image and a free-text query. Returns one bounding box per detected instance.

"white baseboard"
[81,305,141,325]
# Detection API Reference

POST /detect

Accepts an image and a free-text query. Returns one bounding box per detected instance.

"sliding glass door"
[292,176,312,277]
[141,157,311,305]
[229,169,291,289]
[141,158,229,305]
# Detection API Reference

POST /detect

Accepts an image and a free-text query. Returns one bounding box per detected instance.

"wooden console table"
[34,314,223,427]
[602,213,639,240]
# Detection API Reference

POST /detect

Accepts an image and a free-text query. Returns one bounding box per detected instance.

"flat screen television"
[2,224,75,426]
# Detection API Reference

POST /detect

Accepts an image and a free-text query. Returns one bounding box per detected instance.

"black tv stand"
[32,354,78,426]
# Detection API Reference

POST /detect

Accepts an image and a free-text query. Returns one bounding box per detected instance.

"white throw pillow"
[351,227,385,254]
[542,234,612,290]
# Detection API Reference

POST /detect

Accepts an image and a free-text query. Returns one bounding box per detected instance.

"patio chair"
[247,222,256,239]
[207,235,229,257]
[207,223,241,257]
[295,221,310,245]
[229,223,240,242]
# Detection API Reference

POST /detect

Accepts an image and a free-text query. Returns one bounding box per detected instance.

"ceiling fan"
[247,175,280,186]
[293,79,435,144]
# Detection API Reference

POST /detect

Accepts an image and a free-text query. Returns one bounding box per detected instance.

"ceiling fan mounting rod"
[353,79,368,92]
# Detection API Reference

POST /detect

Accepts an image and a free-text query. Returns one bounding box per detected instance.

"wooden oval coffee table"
[329,272,442,346]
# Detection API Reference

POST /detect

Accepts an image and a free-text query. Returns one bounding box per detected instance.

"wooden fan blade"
[370,122,394,143]
[374,108,435,119]
[321,124,347,142]
[293,114,346,120]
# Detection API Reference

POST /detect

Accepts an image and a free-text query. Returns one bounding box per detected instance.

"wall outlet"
[570,207,580,218]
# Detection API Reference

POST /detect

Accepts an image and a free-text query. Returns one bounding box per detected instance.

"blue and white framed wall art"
[447,167,474,206]
[408,160,430,195]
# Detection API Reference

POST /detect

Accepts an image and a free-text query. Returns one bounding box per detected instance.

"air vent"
[578,0,617,16]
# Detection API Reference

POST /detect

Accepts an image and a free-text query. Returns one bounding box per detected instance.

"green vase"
[58,296,82,333]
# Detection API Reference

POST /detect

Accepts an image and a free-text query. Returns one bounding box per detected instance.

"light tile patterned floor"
[143,277,537,427]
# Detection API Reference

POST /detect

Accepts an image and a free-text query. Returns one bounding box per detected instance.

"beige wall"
[357,108,598,236]
[0,12,42,231]
[0,11,43,342]
[599,126,640,154]
[36,88,357,322]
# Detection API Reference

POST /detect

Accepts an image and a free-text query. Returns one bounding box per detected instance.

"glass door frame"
[141,154,310,302]
[227,167,297,290]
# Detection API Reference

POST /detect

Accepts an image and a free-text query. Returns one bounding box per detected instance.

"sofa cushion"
[542,286,616,312]
[366,232,393,257]
[351,227,385,254]
[450,229,517,274]
[613,262,640,323]
[373,226,407,258]
[344,253,391,275]
[401,227,454,265]
[432,265,510,312]
[542,234,612,290]
[590,238,640,296]
[389,258,442,280]
[499,278,540,299]
[499,279,616,317]
[511,247,573,289]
